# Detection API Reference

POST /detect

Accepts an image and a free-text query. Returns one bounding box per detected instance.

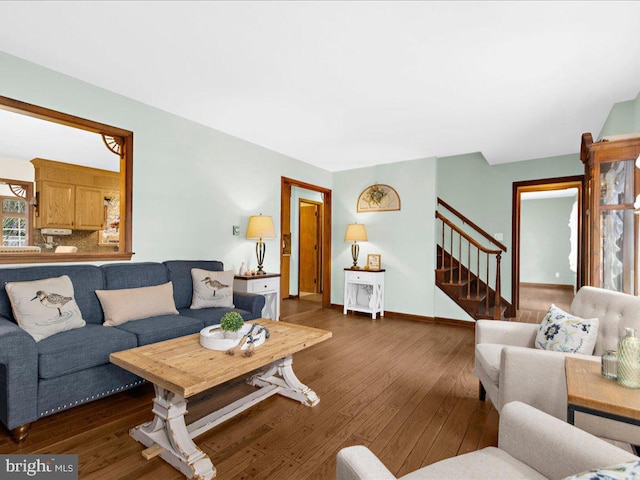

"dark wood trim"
[520,282,575,290]
[0,95,134,264]
[511,175,584,312]
[281,177,332,309]
[437,197,507,252]
[0,252,134,264]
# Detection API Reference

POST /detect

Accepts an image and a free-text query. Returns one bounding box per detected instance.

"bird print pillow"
[5,275,86,342]
[190,269,235,309]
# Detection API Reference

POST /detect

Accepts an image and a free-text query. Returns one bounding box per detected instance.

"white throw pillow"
[5,275,86,342]
[96,281,179,326]
[563,460,640,479]
[535,304,599,355]
[190,269,235,309]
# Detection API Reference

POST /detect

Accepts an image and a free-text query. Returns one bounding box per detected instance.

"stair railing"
[436,198,507,319]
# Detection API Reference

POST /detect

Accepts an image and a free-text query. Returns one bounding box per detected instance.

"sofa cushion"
[37,323,137,379]
[101,262,169,290]
[113,314,204,345]
[475,344,504,387]
[190,269,235,309]
[164,260,224,309]
[5,275,87,342]
[400,447,546,480]
[0,265,105,324]
[178,307,253,327]
[535,304,599,355]
[97,282,179,326]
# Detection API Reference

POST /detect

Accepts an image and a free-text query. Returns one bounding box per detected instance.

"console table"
[234,273,280,320]
[343,268,385,319]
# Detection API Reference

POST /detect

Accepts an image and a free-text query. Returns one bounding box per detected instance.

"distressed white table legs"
[131,385,215,480]
[131,355,318,479]
[249,355,319,406]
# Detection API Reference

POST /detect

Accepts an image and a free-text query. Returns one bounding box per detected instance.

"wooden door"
[299,201,320,294]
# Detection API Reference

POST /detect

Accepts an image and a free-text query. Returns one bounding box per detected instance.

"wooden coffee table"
[110,319,331,480]
[566,356,640,453]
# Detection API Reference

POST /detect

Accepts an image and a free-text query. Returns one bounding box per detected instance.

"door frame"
[280,177,332,308]
[511,175,584,311]
[298,199,323,295]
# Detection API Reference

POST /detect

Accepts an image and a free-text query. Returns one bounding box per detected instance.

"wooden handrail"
[437,197,507,252]
[436,212,502,255]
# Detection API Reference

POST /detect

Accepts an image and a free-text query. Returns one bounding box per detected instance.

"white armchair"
[336,401,638,480]
[474,286,640,444]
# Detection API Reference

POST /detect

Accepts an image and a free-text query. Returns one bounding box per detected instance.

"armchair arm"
[499,401,638,480]
[336,446,397,480]
[475,320,538,348]
[233,291,266,318]
[497,346,570,419]
[0,317,38,430]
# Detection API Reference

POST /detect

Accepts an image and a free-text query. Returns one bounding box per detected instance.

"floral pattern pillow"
[563,460,640,479]
[534,304,599,355]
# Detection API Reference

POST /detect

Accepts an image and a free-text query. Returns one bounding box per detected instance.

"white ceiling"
[1,1,639,172]
[0,109,119,171]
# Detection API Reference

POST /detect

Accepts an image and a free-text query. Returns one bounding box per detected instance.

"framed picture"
[357,184,401,212]
[366,254,381,270]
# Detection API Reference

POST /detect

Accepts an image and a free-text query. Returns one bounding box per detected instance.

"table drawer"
[345,271,378,283]
[248,277,279,293]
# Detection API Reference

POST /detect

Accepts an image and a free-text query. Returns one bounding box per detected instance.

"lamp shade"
[344,223,367,242]
[246,215,276,239]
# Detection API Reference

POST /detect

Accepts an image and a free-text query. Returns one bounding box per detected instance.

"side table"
[234,273,280,320]
[566,356,640,453]
[343,268,385,319]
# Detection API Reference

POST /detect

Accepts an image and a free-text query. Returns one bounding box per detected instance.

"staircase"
[435,198,513,321]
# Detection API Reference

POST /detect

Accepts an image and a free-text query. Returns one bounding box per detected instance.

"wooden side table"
[234,273,280,320]
[566,356,640,453]
[343,268,385,319]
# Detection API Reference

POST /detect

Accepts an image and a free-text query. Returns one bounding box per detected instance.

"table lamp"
[247,214,276,274]
[344,223,367,268]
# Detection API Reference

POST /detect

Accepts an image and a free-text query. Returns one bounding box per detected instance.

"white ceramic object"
[199,323,267,351]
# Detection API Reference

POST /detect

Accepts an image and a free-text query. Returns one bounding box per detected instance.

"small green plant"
[220,312,244,332]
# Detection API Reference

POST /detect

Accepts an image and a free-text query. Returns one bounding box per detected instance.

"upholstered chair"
[474,286,640,445]
[336,401,638,480]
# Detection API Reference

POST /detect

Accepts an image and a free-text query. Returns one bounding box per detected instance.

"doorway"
[298,199,322,296]
[512,175,584,320]
[280,177,332,309]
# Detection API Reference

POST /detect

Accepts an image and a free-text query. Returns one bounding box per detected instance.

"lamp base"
[351,242,360,269]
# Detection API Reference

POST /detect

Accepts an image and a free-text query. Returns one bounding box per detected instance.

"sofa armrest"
[233,291,266,318]
[476,320,538,348]
[499,401,638,479]
[497,346,571,419]
[0,316,38,430]
[336,446,397,480]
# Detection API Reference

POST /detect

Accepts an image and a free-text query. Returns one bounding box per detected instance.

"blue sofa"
[0,260,265,442]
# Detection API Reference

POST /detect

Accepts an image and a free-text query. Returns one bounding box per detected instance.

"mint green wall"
[436,152,583,320]
[0,52,331,273]
[599,92,640,138]
[332,157,437,316]
[520,196,576,285]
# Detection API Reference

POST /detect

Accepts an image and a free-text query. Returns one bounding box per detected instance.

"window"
[1,196,28,246]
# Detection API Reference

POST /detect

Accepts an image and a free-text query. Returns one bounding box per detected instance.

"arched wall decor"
[356,184,401,212]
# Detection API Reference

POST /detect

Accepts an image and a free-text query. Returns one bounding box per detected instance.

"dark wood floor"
[0,305,498,479]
